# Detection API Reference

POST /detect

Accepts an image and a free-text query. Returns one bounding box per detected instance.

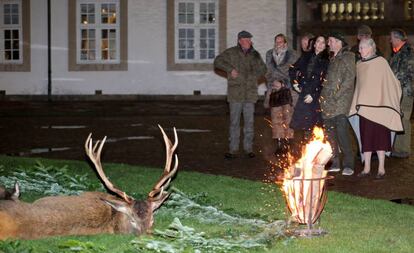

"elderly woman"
[349,38,403,179]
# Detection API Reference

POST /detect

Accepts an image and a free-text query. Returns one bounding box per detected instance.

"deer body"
[0,192,139,240]
[0,126,178,240]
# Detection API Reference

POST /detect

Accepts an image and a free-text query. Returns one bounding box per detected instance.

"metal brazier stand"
[283,174,333,237]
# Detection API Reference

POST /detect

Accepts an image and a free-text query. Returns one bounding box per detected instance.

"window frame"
[0,0,22,63]
[174,0,219,64]
[68,0,127,71]
[0,0,30,72]
[76,0,120,64]
[167,0,227,71]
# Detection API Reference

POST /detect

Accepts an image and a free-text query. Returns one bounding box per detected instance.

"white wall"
[227,0,287,57]
[1,0,287,95]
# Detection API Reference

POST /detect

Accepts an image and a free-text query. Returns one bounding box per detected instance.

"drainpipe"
[47,0,52,102]
[291,0,298,50]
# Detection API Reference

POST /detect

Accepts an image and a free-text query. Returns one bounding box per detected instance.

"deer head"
[84,125,179,235]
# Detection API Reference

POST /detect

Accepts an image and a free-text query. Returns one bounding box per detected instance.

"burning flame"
[282,127,333,225]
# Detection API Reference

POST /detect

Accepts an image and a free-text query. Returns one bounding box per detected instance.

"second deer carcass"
[0,125,178,240]
[0,182,20,201]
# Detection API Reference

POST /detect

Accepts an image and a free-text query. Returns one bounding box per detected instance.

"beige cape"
[349,56,403,131]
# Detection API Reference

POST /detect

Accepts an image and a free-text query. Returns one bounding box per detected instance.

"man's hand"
[304,94,313,104]
[231,69,239,78]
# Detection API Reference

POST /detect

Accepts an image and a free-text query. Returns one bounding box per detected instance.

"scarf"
[273,47,287,65]
[393,41,406,53]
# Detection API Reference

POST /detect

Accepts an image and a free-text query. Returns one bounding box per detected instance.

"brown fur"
[0,127,177,240]
[0,191,161,240]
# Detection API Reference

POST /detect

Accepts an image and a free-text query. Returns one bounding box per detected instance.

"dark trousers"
[291,129,313,160]
[394,95,413,154]
[324,114,355,169]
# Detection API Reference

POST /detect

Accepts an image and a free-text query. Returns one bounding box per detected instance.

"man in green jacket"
[389,29,414,158]
[214,30,267,159]
[320,32,356,176]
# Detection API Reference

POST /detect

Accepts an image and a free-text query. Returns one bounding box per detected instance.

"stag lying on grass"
[0,125,178,240]
[0,182,20,201]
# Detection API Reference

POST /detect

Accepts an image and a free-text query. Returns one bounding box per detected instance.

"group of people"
[214,25,414,179]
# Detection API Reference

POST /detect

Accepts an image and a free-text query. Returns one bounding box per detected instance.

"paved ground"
[0,100,413,203]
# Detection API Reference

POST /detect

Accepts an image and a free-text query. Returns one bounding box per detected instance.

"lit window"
[77,0,119,64]
[175,0,218,63]
[0,0,22,63]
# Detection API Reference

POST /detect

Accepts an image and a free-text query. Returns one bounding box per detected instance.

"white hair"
[359,38,377,54]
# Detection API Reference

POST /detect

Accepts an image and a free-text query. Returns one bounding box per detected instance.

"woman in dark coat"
[289,35,329,153]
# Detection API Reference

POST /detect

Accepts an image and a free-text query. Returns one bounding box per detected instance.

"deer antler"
[85,134,134,204]
[148,125,179,201]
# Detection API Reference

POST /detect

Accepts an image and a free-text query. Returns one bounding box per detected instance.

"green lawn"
[0,156,413,253]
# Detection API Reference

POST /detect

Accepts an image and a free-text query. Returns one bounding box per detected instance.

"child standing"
[264,80,294,153]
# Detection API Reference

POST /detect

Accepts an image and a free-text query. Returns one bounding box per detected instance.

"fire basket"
[281,127,333,237]
[283,171,333,237]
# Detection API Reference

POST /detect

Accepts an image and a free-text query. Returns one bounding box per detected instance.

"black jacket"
[289,51,329,130]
